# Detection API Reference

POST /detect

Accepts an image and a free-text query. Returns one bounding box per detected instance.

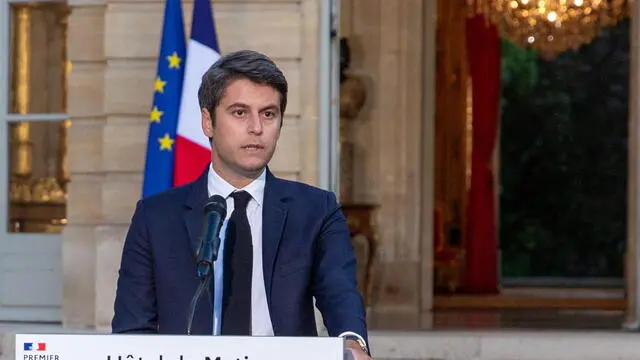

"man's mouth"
[242,144,264,150]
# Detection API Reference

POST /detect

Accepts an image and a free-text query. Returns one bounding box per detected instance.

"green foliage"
[500,39,539,96]
[499,21,630,278]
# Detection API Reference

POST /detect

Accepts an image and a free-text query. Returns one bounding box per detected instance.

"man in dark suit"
[112,50,371,359]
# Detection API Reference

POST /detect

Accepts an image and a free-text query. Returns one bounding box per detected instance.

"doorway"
[0,0,69,322]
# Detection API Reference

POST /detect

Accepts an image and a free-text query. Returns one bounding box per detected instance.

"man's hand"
[345,340,372,360]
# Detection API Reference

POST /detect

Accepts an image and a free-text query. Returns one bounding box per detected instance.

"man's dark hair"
[197,49,288,125]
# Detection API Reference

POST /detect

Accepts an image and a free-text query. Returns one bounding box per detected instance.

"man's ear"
[201,108,214,138]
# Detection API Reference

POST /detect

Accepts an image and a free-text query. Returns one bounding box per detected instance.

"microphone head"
[204,195,227,218]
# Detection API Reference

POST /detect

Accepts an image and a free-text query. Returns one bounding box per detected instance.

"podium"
[15,333,347,360]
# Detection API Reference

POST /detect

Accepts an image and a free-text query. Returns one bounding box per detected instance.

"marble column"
[339,0,435,329]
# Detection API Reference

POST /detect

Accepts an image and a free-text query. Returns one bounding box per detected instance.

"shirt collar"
[207,163,266,206]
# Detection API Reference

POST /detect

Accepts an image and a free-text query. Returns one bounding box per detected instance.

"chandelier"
[467,0,632,55]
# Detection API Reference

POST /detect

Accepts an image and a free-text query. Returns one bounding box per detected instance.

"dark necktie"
[221,190,253,335]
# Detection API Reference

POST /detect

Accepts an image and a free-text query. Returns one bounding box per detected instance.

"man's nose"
[247,114,263,134]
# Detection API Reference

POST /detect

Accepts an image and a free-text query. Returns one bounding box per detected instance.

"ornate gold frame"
[8,2,70,233]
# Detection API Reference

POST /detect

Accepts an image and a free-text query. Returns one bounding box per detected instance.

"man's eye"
[233,110,245,116]
[264,111,274,118]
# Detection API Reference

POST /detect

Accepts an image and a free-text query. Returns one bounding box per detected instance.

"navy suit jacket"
[111,167,368,343]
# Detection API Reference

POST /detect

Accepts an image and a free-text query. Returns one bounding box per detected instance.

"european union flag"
[142,0,186,198]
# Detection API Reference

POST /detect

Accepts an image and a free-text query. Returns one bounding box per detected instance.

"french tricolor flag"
[24,343,46,351]
[174,0,220,186]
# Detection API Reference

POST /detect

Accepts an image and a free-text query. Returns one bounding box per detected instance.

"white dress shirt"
[207,164,273,336]
[207,165,367,348]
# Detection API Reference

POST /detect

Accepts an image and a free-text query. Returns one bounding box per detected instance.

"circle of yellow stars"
[149,51,183,151]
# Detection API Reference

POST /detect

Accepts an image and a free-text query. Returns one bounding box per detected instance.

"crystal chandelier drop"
[467,0,632,55]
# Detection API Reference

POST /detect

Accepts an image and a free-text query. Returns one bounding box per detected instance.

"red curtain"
[464,14,501,293]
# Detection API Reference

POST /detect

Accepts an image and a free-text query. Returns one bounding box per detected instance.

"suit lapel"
[262,169,289,301]
[184,167,210,257]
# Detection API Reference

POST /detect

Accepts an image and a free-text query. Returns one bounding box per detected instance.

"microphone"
[187,194,227,335]
[196,195,227,278]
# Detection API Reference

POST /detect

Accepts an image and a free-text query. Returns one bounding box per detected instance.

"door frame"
[318,0,341,194]
[0,0,67,322]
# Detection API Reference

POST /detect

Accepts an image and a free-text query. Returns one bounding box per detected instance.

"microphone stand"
[186,254,215,335]
[185,196,226,336]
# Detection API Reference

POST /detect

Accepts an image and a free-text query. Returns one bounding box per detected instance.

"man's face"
[201,78,282,181]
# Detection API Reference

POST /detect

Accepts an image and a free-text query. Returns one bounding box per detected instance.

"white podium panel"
[15,333,344,360]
